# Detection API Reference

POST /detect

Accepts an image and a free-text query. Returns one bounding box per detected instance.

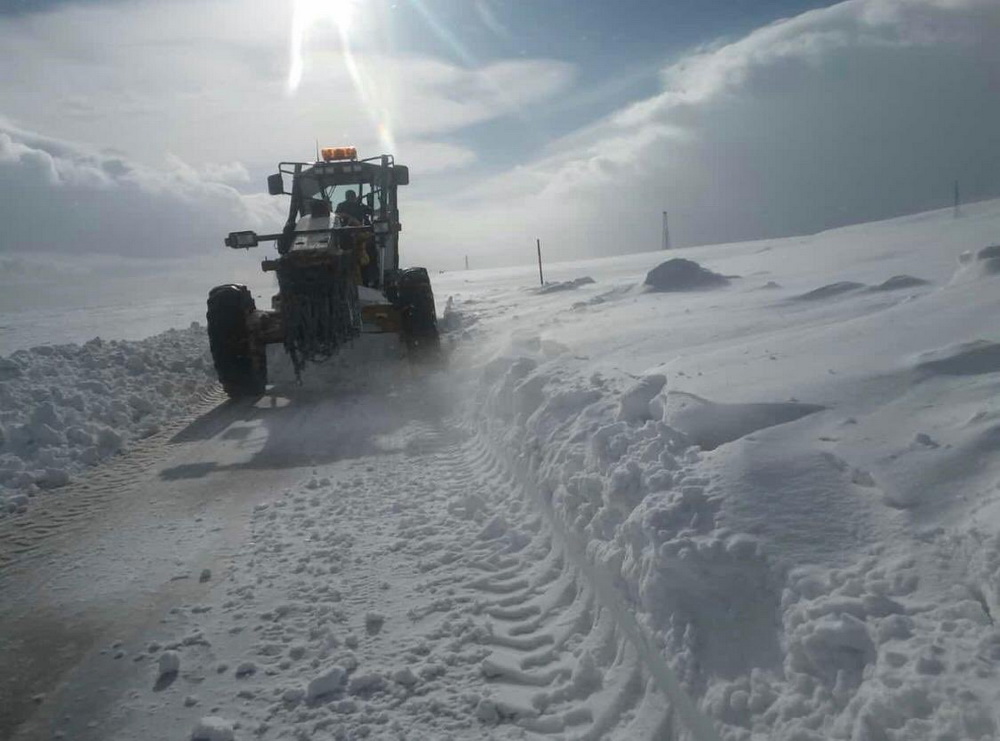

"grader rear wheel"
[397,268,441,361]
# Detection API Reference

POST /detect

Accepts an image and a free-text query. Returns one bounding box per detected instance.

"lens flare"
[286,0,395,155]
[288,0,359,92]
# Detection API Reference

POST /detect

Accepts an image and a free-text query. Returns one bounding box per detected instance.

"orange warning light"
[321,146,357,162]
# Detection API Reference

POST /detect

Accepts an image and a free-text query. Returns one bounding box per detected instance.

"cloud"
[0,0,573,261]
[412,0,1000,267]
[0,0,573,175]
[2,0,998,272]
[0,121,283,257]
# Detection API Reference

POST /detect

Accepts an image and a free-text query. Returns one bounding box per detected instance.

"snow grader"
[206,148,439,399]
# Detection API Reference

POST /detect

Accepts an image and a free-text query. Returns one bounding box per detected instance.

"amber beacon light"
[321,146,358,162]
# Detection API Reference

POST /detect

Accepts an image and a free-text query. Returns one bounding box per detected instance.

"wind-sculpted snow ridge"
[536,276,597,294]
[0,325,217,515]
[470,346,1000,741]
[790,281,866,302]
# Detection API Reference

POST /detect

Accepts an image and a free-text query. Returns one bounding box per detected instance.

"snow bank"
[469,342,1000,740]
[0,325,216,514]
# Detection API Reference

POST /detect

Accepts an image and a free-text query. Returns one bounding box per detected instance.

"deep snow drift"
[429,198,1000,740]
[7,199,1000,741]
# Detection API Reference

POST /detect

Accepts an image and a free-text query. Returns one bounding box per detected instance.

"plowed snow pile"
[0,325,216,514]
[431,199,1000,740]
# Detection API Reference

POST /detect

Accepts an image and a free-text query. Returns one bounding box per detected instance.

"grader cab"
[206,149,439,399]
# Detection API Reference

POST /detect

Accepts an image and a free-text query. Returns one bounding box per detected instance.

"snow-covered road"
[6,199,1000,740]
[1,370,676,741]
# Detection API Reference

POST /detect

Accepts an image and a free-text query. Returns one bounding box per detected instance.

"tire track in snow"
[111,414,679,740]
[0,386,227,570]
[438,430,673,739]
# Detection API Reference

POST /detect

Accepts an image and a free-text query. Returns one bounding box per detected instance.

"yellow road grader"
[206,148,439,398]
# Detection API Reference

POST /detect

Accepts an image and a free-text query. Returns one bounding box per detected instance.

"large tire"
[396,268,441,360]
[206,284,267,399]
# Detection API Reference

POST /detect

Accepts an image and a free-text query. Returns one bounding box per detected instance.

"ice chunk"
[392,666,418,687]
[158,650,180,678]
[37,468,70,489]
[306,665,346,701]
[190,716,234,741]
[348,672,387,696]
[617,374,667,423]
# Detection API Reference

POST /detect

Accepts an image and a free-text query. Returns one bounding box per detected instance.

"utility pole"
[536,239,544,286]
[662,211,671,250]
[953,180,961,219]
[464,255,469,270]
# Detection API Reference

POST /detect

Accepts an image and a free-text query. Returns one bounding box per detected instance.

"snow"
[8,198,1000,740]
[157,650,180,679]
[306,665,347,701]
[0,324,218,513]
[190,716,234,741]
[644,257,730,291]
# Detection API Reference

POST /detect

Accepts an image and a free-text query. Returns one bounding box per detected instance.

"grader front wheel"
[206,284,267,399]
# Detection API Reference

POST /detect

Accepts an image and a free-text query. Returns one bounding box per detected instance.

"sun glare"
[288,0,360,92]
[286,0,396,155]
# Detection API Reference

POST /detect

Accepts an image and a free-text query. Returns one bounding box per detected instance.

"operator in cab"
[335,190,372,226]
[335,190,378,286]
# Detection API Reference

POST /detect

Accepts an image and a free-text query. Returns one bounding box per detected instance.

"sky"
[1,0,999,271]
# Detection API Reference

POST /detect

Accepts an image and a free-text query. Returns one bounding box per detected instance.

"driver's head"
[345,189,357,202]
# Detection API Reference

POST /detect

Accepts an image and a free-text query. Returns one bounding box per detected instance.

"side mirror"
[266,173,284,195]
[394,165,409,186]
[225,231,259,249]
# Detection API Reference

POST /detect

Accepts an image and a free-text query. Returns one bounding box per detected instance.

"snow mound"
[0,325,216,513]
[572,283,635,310]
[439,296,478,333]
[869,274,930,291]
[617,373,667,423]
[536,276,595,294]
[663,391,825,450]
[976,244,1000,274]
[790,281,866,301]
[952,244,1000,283]
[914,340,1000,377]
[643,258,729,292]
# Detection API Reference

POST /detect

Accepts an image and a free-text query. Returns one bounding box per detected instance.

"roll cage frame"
[225,154,409,286]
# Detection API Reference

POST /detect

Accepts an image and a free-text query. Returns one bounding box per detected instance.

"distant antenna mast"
[662,211,671,250]
[953,180,961,219]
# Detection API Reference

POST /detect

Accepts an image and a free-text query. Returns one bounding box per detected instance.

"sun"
[288,0,361,92]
